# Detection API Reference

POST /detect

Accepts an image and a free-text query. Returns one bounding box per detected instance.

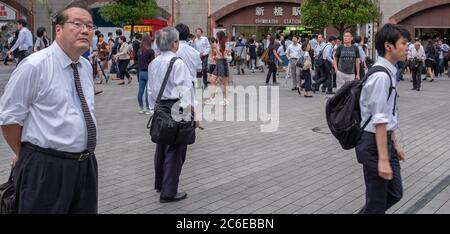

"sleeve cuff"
[371,113,389,125]
[0,115,24,126]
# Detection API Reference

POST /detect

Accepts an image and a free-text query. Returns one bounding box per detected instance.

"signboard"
[254,5,302,25]
[124,25,152,32]
[0,2,17,20]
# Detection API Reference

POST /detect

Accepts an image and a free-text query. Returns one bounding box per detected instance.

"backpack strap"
[361,65,396,131]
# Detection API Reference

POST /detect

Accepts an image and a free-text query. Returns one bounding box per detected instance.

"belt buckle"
[78,152,91,161]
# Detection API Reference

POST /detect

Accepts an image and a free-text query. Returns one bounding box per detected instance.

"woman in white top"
[113,36,132,85]
[277,40,289,73]
[34,27,49,52]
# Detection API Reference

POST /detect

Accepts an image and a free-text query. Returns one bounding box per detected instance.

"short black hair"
[337,36,343,41]
[108,32,113,37]
[98,33,104,39]
[54,3,92,26]
[36,27,46,37]
[328,36,337,42]
[354,36,362,44]
[375,23,411,57]
[17,19,27,27]
[116,29,122,36]
[196,28,203,33]
[175,23,191,41]
[134,33,142,39]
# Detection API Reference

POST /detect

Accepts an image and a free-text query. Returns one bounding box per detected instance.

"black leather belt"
[23,142,94,161]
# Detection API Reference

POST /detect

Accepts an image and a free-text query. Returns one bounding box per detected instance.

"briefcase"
[0,170,15,214]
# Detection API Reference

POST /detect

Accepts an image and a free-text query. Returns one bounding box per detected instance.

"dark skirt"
[213,59,229,77]
[208,64,216,74]
[425,59,435,68]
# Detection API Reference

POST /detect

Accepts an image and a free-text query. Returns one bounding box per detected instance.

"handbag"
[147,57,196,145]
[0,169,15,214]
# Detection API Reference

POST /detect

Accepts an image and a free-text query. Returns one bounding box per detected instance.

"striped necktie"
[71,63,97,153]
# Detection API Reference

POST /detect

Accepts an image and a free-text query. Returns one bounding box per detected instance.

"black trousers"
[16,50,31,66]
[118,59,130,80]
[201,55,209,88]
[315,61,333,93]
[411,63,423,89]
[154,143,187,198]
[14,143,98,214]
[265,61,277,83]
[301,69,313,92]
[355,132,403,214]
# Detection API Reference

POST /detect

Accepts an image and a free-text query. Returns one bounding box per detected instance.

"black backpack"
[325,66,395,150]
[0,170,15,214]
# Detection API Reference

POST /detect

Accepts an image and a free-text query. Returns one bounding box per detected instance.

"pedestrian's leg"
[290,60,298,88]
[202,56,208,88]
[137,71,146,108]
[417,65,422,89]
[154,144,165,191]
[14,145,78,214]
[361,153,389,214]
[336,71,345,91]
[412,67,417,89]
[386,143,403,210]
[69,155,98,214]
[265,63,272,84]
[161,144,188,198]
[272,62,277,83]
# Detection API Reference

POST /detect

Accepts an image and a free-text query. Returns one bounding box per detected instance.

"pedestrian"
[354,36,368,79]
[313,35,336,94]
[127,33,142,74]
[301,42,313,98]
[33,27,50,52]
[95,33,110,84]
[110,29,122,80]
[356,23,409,214]
[234,34,247,75]
[333,31,361,90]
[424,39,436,82]
[6,19,33,66]
[136,33,155,114]
[313,34,326,87]
[148,27,199,203]
[174,24,202,93]
[277,40,289,73]
[408,42,426,91]
[205,31,233,106]
[193,28,211,89]
[437,39,445,77]
[247,38,257,73]
[113,36,132,85]
[0,4,98,214]
[3,31,17,65]
[265,37,282,86]
[286,35,303,92]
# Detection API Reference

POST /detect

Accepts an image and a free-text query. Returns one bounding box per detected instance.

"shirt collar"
[51,41,82,68]
[376,57,398,77]
[161,51,178,57]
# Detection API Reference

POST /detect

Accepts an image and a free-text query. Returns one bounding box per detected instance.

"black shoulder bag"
[147,57,196,145]
[0,169,15,214]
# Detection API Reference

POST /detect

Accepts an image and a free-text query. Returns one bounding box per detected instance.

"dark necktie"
[71,63,97,153]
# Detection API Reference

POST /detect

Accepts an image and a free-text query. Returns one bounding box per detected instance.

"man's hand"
[195,121,204,130]
[10,155,18,168]
[6,51,12,57]
[356,74,361,81]
[378,159,393,180]
[395,144,406,162]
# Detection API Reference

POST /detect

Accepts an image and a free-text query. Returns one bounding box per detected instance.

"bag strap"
[155,57,180,106]
[361,65,395,131]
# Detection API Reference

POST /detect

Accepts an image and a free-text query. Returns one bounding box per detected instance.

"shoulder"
[79,56,92,70]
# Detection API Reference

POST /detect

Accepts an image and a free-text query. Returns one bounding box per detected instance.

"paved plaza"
[1,64,450,214]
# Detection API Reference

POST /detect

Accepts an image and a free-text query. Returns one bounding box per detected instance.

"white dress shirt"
[9,27,33,52]
[177,41,202,81]
[147,51,196,110]
[360,57,398,133]
[408,47,426,61]
[193,36,211,56]
[314,42,326,57]
[286,43,303,59]
[0,42,96,153]
[322,43,334,62]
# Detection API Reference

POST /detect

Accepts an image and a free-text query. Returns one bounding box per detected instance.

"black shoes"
[160,192,187,203]
[291,87,298,91]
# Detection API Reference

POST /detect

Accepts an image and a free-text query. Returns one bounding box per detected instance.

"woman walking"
[424,39,436,82]
[96,34,110,84]
[33,27,49,52]
[137,33,155,114]
[114,36,132,85]
[301,42,313,97]
[205,31,233,106]
[265,37,282,85]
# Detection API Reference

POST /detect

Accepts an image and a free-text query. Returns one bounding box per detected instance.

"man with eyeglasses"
[0,4,98,214]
